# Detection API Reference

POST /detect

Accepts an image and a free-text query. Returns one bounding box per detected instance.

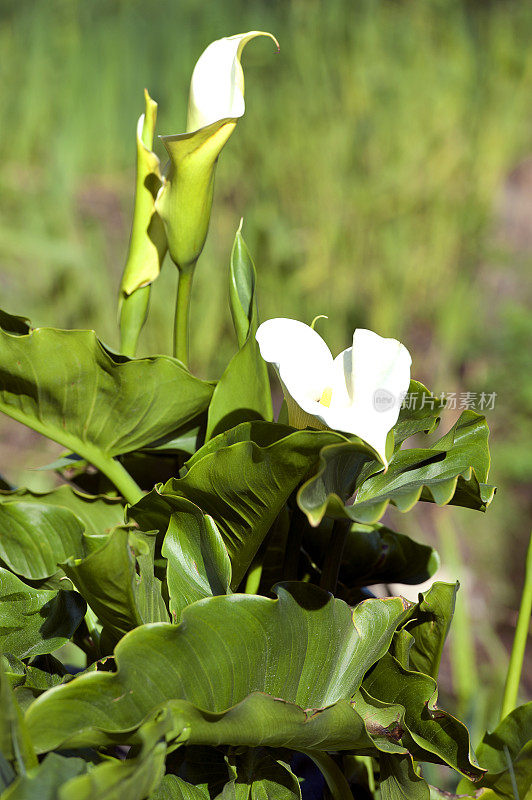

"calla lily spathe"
[118,89,168,357]
[156,32,279,271]
[120,89,167,297]
[256,318,412,466]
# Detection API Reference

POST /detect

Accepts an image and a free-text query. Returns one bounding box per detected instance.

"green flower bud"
[120,89,167,297]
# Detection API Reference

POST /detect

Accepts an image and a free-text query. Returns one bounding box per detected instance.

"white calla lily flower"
[186,32,278,133]
[156,32,278,271]
[256,318,412,467]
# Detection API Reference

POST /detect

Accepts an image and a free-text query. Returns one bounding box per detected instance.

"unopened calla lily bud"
[155,31,279,272]
[119,90,167,357]
[120,89,167,297]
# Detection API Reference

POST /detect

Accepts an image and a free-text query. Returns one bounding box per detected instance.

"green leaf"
[0,753,87,800]
[0,651,38,773]
[55,707,179,800]
[477,702,532,776]
[304,522,439,588]
[134,532,170,628]
[394,381,445,448]
[296,439,382,527]
[458,703,532,798]
[0,486,125,535]
[300,411,495,526]
[206,228,273,440]
[362,652,483,780]
[0,502,85,580]
[397,582,457,679]
[466,742,532,799]
[161,498,231,620]
[140,417,206,456]
[26,584,408,753]
[221,748,301,800]
[2,654,64,695]
[61,528,168,650]
[176,746,229,799]
[0,316,214,470]
[379,754,430,800]
[150,775,210,800]
[132,422,345,587]
[0,569,85,659]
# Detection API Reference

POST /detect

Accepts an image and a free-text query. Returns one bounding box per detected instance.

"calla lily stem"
[94,456,143,507]
[174,266,195,366]
[244,558,263,595]
[282,507,308,580]
[500,530,532,720]
[0,401,143,506]
[320,519,349,594]
[119,285,150,358]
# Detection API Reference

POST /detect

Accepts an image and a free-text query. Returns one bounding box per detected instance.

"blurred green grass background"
[0,0,531,736]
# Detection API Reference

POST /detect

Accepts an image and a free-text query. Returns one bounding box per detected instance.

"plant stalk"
[119,285,150,357]
[0,403,143,506]
[244,558,263,595]
[320,519,349,594]
[282,506,308,581]
[89,452,143,506]
[174,265,195,366]
[500,531,532,720]
[83,606,101,661]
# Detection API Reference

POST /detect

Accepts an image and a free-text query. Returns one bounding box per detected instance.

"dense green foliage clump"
[0,4,531,798]
[0,1,530,656]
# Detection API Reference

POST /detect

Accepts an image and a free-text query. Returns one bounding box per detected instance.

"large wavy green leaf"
[0,486,125,535]
[25,584,408,753]
[131,423,346,587]
[0,502,85,580]
[0,569,85,659]
[206,229,272,440]
[299,411,495,525]
[0,315,214,471]
[361,652,483,780]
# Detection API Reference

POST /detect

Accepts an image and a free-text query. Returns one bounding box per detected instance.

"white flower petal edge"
[187,32,279,133]
[256,318,412,467]
[256,318,334,403]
